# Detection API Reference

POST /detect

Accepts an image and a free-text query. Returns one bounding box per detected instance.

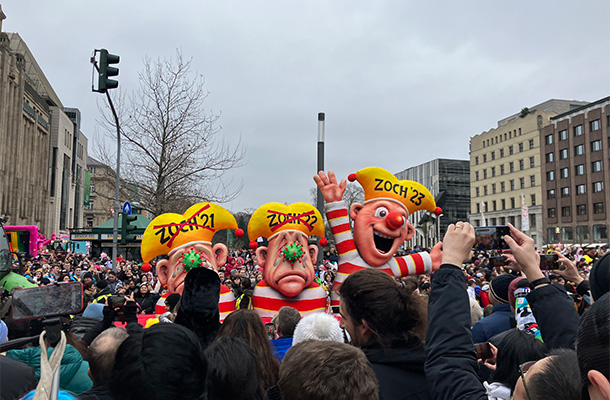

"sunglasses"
[518,360,537,400]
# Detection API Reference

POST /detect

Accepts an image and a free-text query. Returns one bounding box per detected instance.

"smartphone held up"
[473,226,511,251]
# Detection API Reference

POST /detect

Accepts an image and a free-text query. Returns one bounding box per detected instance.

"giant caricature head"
[348,167,441,267]
[248,203,324,298]
[141,202,242,295]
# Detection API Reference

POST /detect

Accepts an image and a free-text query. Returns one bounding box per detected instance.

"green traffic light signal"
[121,213,138,244]
[98,49,120,93]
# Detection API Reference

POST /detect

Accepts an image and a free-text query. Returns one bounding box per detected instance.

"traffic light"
[98,49,120,93]
[121,213,137,244]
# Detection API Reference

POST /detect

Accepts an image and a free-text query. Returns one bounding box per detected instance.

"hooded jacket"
[6,344,93,394]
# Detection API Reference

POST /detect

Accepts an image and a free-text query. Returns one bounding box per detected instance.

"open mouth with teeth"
[374,230,396,254]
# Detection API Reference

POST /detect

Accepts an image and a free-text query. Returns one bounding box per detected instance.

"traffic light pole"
[106,92,121,272]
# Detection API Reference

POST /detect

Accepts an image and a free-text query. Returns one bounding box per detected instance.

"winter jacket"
[0,355,38,400]
[271,337,293,361]
[362,341,431,400]
[425,264,486,400]
[134,293,159,315]
[78,382,117,400]
[6,344,93,394]
[471,303,513,344]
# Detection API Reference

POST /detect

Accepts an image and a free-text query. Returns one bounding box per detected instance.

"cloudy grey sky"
[3,1,609,213]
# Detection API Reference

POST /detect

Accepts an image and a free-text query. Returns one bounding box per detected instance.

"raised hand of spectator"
[503,223,545,284]
[482,343,498,371]
[429,242,443,271]
[551,252,583,285]
[441,222,475,267]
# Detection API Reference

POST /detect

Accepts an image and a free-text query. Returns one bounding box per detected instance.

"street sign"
[122,201,132,215]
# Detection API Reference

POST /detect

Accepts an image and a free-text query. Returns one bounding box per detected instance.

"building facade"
[85,157,120,228]
[395,158,470,249]
[540,97,609,245]
[468,99,589,248]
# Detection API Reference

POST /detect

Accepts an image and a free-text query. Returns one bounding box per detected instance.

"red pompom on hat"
[434,207,442,216]
[235,229,244,238]
[249,241,258,250]
[319,238,328,247]
[141,263,152,273]
[348,173,357,182]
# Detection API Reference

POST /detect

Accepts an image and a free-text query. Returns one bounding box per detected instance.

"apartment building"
[540,97,609,245]
[469,99,588,247]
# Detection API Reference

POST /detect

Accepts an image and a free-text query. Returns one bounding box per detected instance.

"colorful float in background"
[3,225,57,258]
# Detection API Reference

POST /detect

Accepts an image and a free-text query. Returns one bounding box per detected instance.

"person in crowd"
[216,309,280,391]
[0,320,38,400]
[236,277,254,309]
[92,280,112,305]
[339,268,430,399]
[133,283,159,314]
[471,273,517,343]
[292,311,344,345]
[576,291,610,400]
[159,293,180,323]
[276,340,379,400]
[109,323,207,400]
[270,306,301,361]
[79,327,128,400]
[205,337,265,400]
[105,271,122,294]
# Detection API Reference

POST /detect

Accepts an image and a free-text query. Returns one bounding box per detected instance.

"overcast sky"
[3,1,609,213]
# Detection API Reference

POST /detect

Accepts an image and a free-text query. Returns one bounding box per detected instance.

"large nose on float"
[385,212,404,230]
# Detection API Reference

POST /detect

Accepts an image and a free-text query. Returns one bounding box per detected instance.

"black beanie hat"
[489,273,518,304]
[165,293,181,310]
[589,253,609,301]
[96,279,108,289]
[576,291,609,393]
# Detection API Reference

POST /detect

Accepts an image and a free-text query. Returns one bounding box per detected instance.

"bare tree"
[97,50,245,216]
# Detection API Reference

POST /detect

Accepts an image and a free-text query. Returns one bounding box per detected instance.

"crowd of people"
[0,225,609,400]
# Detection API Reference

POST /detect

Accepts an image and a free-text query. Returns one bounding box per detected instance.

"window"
[577,204,587,215]
[592,161,603,172]
[491,151,495,161]
[562,227,574,241]
[492,183,496,194]
[548,208,556,218]
[483,154,487,163]
[520,177,525,189]
[483,169,488,179]
[576,184,586,195]
[509,162,515,173]
[501,182,505,192]
[574,124,583,136]
[529,157,535,168]
[574,144,584,156]
[500,149,504,158]
[593,181,604,192]
[88,166,96,175]
[500,165,505,175]
[529,139,534,149]
[519,143,524,152]
[559,148,568,159]
[547,170,555,181]
[484,186,488,195]
[86,216,94,228]
[591,140,602,152]
[509,145,514,155]
[475,156,479,165]
[560,167,569,179]
[476,187,480,197]
[530,214,536,228]
[545,134,553,145]
[492,201,497,211]
[476,203,480,213]
[562,206,571,217]
[491,167,496,177]
[547,189,556,199]
[593,225,608,241]
[519,159,525,170]
[590,119,600,131]
[546,152,554,162]
[576,226,590,242]
[475,171,479,181]
[575,164,585,176]
[561,187,570,197]
[510,180,515,191]
[593,203,604,214]
[510,198,516,209]
[85,200,94,210]
[530,194,536,206]
[89,184,95,194]
[501,199,506,209]
[530,175,535,186]
[559,129,568,140]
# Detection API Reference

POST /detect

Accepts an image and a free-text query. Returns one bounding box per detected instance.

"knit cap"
[489,274,518,304]
[589,253,609,301]
[576,292,609,391]
[292,313,344,345]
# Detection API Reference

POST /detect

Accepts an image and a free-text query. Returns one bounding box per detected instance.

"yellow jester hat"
[141,202,243,262]
[348,167,442,216]
[248,202,325,246]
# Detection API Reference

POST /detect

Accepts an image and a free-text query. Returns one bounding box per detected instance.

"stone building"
[468,99,588,248]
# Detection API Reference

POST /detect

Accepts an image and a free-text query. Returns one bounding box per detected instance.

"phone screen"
[474,226,511,251]
[489,256,508,268]
[539,254,559,270]
[474,342,492,360]
[11,282,83,320]
[110,296,126,309]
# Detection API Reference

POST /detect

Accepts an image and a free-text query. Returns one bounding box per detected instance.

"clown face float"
[141,202,243,321]
[248,202,328,319]
[314,167,443,313]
